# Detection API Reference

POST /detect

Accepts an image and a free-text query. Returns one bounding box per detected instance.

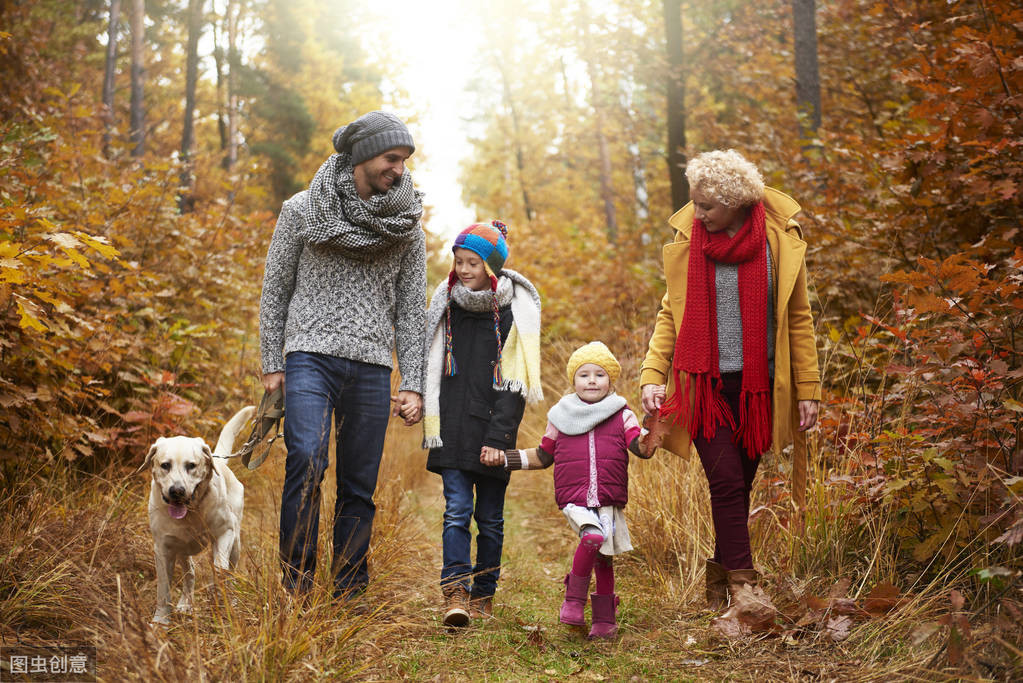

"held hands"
[798,399,819,432]
[480,446,505,467]
[390,390,423,426]
[641,383,666,416]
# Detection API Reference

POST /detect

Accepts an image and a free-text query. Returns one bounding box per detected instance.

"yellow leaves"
[74,231,120,260]
[0,256,25,284]
[16,299,47,332]
[44,231,91,269]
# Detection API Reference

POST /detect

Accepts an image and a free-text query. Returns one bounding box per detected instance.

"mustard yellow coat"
[640,188,821,503]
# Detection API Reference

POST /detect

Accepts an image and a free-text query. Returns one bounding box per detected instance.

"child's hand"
[480,446,505,467]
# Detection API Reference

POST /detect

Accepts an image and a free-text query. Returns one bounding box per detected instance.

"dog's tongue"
[168,503,188,519]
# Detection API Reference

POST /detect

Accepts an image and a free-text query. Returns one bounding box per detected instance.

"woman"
[640,149,820,609]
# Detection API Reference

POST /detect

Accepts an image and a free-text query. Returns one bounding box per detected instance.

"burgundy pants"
[692,372,761,571]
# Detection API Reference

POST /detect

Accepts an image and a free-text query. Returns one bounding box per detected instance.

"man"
[259,110,426,600]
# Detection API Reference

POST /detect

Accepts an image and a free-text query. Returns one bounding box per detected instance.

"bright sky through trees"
[360,0,481,240]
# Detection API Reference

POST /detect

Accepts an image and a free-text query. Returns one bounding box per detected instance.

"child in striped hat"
[421,220,543,627]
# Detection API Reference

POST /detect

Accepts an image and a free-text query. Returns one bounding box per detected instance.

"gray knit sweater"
[716,241,775,374]
[259,190,427,393]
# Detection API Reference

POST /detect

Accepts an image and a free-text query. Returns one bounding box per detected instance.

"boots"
[588,593,618,639]
[726,568,760,600]
[559,573,590,626]
[469,594,493,619]
[705,559,728,610]
[442,584,470,627]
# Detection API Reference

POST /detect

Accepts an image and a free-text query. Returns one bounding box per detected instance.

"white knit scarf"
[547,392,627,436]
[422,269,543,449]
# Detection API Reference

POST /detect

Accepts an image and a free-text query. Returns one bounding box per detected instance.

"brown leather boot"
[705,559,728,610]
[442,584,470,627]
[726,568,760,600]
[469,594,493,619]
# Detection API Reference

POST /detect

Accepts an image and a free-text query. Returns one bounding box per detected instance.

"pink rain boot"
[559,573,590,626]
[588,593,618,639]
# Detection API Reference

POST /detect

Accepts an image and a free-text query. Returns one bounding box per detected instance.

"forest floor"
[1,418,1011,682]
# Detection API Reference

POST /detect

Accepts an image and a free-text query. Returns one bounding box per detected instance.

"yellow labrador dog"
[142,405,253,624]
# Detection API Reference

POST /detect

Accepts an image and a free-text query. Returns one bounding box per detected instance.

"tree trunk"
[102,0,120,159]
[496,60,534,223]
[579,14,618,243]
[179,0,204,212]
[226,0,239,169]
[129,0,145,158]
[792,0,822,137]
[212,13,227,154]
[663,0,688,210]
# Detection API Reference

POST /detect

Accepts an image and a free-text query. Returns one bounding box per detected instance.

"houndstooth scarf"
[299,151,424,257]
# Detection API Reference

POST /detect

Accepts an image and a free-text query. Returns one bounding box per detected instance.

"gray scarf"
[547,392,627,436]
[300,151,424,257]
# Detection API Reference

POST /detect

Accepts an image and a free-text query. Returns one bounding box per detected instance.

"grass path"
[255,430,923,682]
[357,470,896,681]
[0,419,952,681]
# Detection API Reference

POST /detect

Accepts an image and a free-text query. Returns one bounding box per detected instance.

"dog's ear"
[199,440,219,478]
[136,442,159,474]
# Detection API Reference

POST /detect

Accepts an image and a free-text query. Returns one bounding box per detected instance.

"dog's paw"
[175,602,193,614]
[151,613,172,626]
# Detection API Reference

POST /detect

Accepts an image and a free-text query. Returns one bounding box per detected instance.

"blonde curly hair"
[685,149,765,208]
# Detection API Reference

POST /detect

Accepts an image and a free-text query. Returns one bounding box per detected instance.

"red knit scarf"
[659,201,772,457]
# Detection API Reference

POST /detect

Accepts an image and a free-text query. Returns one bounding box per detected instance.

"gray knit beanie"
[332,111,416,166]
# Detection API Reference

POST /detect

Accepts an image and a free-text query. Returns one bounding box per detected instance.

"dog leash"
[216,386,285,469]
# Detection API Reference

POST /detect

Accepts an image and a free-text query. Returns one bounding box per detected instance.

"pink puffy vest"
[551,407,630,509]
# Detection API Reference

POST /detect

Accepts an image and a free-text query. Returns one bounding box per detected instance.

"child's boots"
[588,593,619,639]
[559,573,589,626]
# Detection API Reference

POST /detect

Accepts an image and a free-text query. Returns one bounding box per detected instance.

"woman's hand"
[641,383,666,415]
[798,399,819,431]
[480,446,505,467]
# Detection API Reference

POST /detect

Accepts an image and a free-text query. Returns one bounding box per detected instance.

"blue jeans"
[440,468,508,598]
[280,352,391,596]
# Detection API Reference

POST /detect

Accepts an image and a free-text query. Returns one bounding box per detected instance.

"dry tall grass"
[1,342,1015,679]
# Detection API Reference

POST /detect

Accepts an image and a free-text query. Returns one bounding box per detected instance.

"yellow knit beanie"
[566,341,621,384]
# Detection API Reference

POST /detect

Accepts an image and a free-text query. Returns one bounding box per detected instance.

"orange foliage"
[0,86,271,465]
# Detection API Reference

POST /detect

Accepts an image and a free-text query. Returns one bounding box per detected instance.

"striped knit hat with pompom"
[444,220,510,387]
[451,220,509,274]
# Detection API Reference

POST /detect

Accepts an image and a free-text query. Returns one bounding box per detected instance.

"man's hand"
[641,383,666,415]
[263,372,285,394]
[480,446,505,467]
[391,390,423,426]
[798,399,819,432]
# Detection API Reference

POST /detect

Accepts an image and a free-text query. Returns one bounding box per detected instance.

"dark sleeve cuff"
[504,449,525,471]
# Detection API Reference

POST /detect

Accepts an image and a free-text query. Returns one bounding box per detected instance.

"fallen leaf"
[864,582,901,616]
[828,577,852,598]
[639,413,671,455]
[523,625,547,651]
[711,614,751,639]
[826,615,853,642]
[830,598,862,616]
[911,621,941,645]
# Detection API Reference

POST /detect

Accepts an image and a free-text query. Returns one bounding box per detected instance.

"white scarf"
[547,392,627,436]
[422,269,543,449]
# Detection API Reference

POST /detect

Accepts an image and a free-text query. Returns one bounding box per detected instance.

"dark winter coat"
[426,301,525,482]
